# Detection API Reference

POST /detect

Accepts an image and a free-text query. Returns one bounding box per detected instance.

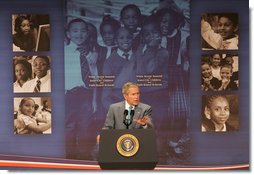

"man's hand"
[133,116,149,126]
[96,134,100,144]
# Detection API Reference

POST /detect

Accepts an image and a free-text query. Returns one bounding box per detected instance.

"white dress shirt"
[65,41,99,90]
[22,73,51,93]
[64,41,84,90]
[117,48,133,61]
[13,81,24,93]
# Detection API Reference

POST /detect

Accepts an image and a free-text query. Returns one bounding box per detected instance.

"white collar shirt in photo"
[211,66,221,80]
[64,41,83,90]
[13,81,24,93]
[22,73,51,93]
[117,48,133,61]
[16,114,37,134]
[223,35,238,50]
[65,41,99,90]
[100,43,117,59]
[215,124,227,132]
[125,101,135,111]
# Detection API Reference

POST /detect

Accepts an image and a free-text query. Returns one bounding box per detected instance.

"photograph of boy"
[64,18,105,160]
[102,26,136,112]
[64,0,190,165]
[22,56,51,93]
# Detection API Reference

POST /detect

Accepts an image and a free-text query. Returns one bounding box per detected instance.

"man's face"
[124,86,140,106]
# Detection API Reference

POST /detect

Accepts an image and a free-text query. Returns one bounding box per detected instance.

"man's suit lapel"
[119,101,126,124]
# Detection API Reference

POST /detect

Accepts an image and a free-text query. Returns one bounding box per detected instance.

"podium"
[98,129,158,170]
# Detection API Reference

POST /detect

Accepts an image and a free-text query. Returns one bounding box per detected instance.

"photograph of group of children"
[12,14,52,135]
[201,13,239,132]
[201,53,238,91]
[64,0,190,165]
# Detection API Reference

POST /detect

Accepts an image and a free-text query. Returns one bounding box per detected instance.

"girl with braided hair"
[201,95,237,132]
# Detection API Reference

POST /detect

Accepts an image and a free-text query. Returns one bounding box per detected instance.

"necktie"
[77,47,90,86]
[161,36,167,48]
[123,53,129,60]
[127,106,132,121]
[34,79,41,92]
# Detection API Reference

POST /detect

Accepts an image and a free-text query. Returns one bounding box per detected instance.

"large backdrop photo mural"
[0,0,249,170]
[64,0,190,165]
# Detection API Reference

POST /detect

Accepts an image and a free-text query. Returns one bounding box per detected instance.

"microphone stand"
[123,110,134,129]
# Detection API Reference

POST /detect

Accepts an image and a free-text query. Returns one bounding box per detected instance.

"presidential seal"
[116,134,139,157]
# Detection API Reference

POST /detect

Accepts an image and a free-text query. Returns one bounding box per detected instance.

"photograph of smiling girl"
[13,56,33,93]
[201,54,239,91]
[201,13,238,50]
[201,95,239,132]
[14,97,52,134]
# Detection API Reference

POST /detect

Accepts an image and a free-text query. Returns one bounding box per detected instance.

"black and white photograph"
[201,95,239,132]
[0,0,250,171]
[64,0,191,165]
[14,97,52,134]
[12,14,50,52]
[13,56,33,93]
[201,13,238,50]
[201,53,239,91]
[13,55,51,93]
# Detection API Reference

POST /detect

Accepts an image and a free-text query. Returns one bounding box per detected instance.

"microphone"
[123,110,129,128]
[124,109,128,117]
[123,109,134,129]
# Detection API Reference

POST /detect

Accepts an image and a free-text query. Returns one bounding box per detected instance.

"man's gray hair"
[122,82,139,95]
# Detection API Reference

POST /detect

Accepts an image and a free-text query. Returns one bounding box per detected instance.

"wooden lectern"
[98,129,158,170]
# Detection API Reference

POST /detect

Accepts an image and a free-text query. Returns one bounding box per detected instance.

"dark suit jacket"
[102,101,154,129]
[101,50,137,111]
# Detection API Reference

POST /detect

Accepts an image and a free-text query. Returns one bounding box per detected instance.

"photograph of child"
[14,97,52,134]
[64,0,190,165]
[13,56,33,93]
[201,54,239,91]
[201,13,238,50]
[21,55,51,93]
[12,14,50,52]
[201,95,239,132]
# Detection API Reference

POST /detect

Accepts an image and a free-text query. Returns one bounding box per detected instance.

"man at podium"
[102,82,154,130]
[97,82,158,169]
